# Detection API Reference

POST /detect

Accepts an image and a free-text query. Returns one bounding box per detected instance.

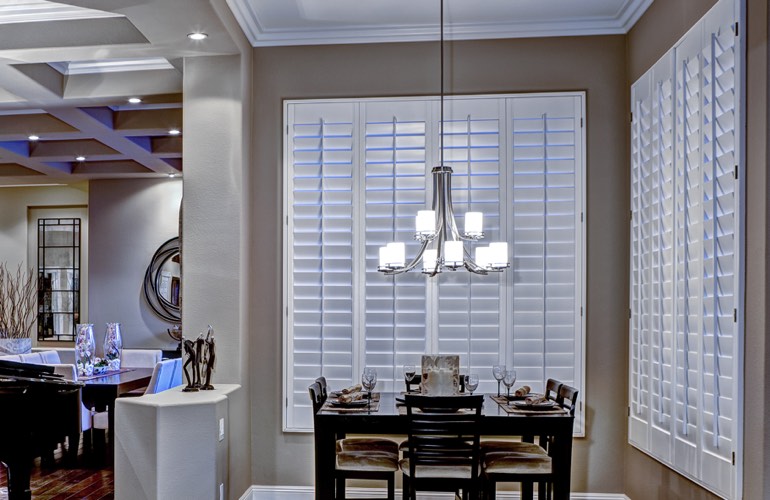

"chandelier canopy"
[377,0,510,277]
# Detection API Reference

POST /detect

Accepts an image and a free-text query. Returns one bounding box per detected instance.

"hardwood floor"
[0,439,114,500]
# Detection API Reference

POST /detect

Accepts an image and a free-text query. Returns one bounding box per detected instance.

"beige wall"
[88,178,182,351]
[250,36,629,492]
[626,0,770,499]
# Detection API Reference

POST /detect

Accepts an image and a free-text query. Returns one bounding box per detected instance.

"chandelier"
[377,0,509,277]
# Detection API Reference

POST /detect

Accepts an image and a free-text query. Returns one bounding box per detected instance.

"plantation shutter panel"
[698,1,738,493]
[435,98,505,388]
[508,95,584,430]
[628,0,740,495]
[649,55,676,462]
[285,102,356,430]
[362,100,430,392]
[629,71,653,451]
[673,23,703,478]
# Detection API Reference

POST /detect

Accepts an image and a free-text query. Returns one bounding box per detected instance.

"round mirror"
[143,237,181,323]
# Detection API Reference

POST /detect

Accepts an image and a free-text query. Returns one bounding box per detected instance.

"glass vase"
[103,322,123,371]
[75,323,96,377]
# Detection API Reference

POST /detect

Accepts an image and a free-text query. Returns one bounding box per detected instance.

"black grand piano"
[0,359,82,500]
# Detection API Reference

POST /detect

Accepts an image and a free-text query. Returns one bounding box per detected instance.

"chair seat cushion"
[336,450,399,472]
[337,437,398,455]
[398,458,478,479]
[480,440,547,456]
[483,451,552,475]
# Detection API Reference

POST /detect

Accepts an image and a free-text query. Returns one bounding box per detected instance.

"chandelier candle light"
[377,0,509,277]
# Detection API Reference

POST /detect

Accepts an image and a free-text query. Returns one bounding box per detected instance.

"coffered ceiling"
[0,0,237,186]
[0,0,653,187]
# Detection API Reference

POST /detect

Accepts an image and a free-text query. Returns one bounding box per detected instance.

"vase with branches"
[0,263,36,352]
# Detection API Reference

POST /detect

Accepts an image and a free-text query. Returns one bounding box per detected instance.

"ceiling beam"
[0,141,73,176]
[46,107,177,174]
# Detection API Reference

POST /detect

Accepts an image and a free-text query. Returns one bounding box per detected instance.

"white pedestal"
[114,384,241,500]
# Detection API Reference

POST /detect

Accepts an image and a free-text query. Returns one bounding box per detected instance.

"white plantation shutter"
[363,100,430,392]
[628,0,741,496]
[436,98,505,390]
[285,102,357,429]
[508,96,584,431]
[630,72,653,450]
[284,93,585,432]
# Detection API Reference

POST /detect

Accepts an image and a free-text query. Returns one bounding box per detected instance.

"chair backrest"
[545,378,562,401]
[170,358,183,387]
[145,359,179,394]
[308,381,325,415]
[557,384,579,415]
[19,352,44,364]
[37,350,62,364]
[315,376,328,399]
[122,349,162,368]
[404,394,484,482]
[32,347,75,365]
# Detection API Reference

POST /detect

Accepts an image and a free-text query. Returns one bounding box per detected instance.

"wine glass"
[492,364,505,397]
[502,369,517,399]
[362,368,377,407]
[465,374,479,395]
[403,364,416,392]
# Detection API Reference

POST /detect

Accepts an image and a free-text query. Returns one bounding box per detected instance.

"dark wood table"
[314,393,574,500]
[81,368,153,445]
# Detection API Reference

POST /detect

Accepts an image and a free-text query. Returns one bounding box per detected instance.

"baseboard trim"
[240,485,630,500]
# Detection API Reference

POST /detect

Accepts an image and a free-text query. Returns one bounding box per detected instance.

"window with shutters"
[628,0,743,497]
[284,93,586,434]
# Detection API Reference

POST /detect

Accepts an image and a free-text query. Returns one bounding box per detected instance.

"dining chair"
[93,359,182,434]
[481,383,579,500]
[401,394,484,500]
[480,378,562,454]
[308,381,398,500]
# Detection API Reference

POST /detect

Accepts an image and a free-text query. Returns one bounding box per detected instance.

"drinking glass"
[502,369,517,399]
[465,374,479,395]
[492,364,505,397]
[403,364,417,392]
[362,368,377,407]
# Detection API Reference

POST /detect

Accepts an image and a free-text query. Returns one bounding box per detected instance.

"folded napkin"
[514,385,531,397]
[340,384,362,395]
[338,392,364,404]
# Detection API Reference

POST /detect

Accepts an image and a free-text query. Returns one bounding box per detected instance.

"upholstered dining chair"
[92,359,182,433]
[481,384,579,500]
[401,394,484,500]
[308,381,398,499]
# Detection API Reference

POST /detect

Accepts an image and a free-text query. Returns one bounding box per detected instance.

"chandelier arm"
[383,240,432,275]
[462,246,490,275]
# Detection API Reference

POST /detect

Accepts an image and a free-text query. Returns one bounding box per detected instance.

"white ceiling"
[0,0,653,186]
[227,0,653,46]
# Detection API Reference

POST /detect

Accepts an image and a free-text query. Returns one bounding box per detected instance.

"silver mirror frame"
[143,237,181,323]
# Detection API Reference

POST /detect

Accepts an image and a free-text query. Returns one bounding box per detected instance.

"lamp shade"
[444,241,463,267]
[464,212,483,237]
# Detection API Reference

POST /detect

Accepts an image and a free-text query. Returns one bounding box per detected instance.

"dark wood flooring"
[0,438,113,500]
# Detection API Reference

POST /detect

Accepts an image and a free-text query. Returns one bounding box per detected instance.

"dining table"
[80,367,154,446]
[313,392,575,500]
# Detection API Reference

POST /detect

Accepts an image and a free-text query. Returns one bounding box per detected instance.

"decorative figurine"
[194,332,205,389]
[182,337,199,392]
[201,325,216,390]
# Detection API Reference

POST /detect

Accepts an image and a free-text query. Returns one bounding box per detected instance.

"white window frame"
[283,92,586,434]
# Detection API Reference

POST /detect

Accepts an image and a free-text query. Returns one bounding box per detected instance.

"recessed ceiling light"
[168,173,177,178]
[128,97,142,104]
[75,156,86,162]
[187,32,208,41]
[28,135,39,141]
[168,128,181,136]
